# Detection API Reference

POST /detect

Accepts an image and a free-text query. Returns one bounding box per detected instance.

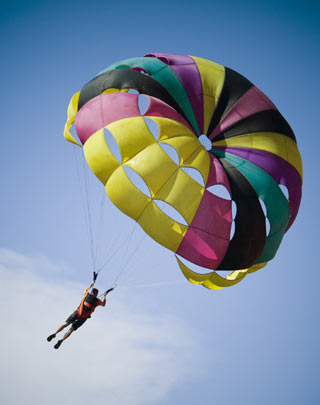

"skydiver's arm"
[100,293,107,307]
[97,288,114,307]
[82,282,94,297]
[85,282,94,293]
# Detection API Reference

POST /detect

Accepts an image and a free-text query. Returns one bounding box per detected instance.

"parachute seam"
[187,224,231,242]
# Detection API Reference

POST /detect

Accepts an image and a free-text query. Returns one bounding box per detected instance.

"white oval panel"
[159,143,180,165]
[103,128,121,162]
[207,184,231,200]
[138,94,149,115]
[144,117,159,141]
[181,167,205,186]
[154,199,188,226]
[123,166,152,197]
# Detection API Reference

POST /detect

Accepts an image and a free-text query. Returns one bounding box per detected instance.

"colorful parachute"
[64,53,302,290]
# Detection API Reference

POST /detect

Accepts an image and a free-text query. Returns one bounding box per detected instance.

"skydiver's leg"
[55,322,69,334]
[53,318,86,349]
[54,326,76,349]
[62,326,74,341]
[47,322,70,342]
[47,311,78,342]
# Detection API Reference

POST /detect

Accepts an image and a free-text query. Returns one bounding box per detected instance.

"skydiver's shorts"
[65,311,87,330]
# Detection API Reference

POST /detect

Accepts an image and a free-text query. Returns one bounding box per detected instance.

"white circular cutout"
[199,134,212,151]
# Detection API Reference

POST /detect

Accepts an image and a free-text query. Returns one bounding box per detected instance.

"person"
[47,282,114,349]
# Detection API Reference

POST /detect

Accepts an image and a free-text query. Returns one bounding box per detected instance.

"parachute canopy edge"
[64,91,81,146]
[176,256,268,290]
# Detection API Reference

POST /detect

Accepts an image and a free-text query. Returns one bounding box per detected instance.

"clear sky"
[1,0,319,404]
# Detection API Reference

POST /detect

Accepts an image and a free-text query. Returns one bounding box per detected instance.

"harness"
[77,292,99,319]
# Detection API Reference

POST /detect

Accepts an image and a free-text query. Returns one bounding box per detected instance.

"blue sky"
[1,1,320,404]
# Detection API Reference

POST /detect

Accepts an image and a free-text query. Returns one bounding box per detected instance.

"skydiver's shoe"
[54,340,63,349]
[47,334,56,342]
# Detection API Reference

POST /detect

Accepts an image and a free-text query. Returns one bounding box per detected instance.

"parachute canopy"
[64,53,302,290]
